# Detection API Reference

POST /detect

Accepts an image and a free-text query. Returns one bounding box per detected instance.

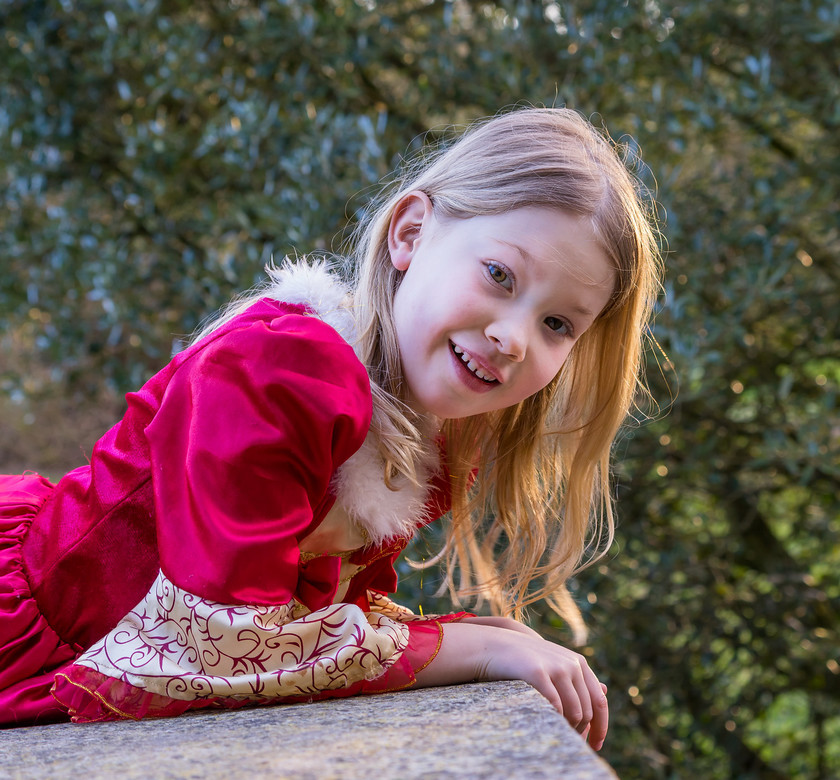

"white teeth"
[452,344,496,383]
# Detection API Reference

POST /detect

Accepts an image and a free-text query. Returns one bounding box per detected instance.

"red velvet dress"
[0,297,462,727]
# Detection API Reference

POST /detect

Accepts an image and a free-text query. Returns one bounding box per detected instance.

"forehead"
[477,207,615,288]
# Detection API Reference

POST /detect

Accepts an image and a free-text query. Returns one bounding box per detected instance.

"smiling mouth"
[451,343,499,384]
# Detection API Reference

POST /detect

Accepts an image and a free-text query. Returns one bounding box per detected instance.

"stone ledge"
[2,681,617,779]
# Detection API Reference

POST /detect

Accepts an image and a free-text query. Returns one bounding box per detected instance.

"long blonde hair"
[352,107,662,641]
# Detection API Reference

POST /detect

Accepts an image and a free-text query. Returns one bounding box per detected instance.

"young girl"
[0,108,660,751]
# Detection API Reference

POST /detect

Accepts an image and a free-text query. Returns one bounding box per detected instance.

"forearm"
[414,622,491,688]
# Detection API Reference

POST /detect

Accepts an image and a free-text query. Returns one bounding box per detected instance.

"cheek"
[533,368,559,396]
[531,348,570,392]
[392,285,420,335]
[439,287,491,331]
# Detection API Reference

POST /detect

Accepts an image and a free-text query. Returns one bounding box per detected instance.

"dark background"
[2,1,837,776]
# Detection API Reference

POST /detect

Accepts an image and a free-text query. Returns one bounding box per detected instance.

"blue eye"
[545,316,572,336]
[487,263,512,289]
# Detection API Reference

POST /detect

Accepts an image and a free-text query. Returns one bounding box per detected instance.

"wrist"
[413,622,493,688]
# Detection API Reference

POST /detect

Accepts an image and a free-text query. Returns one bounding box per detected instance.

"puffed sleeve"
[48,308,472,722]
[145,311,372,607]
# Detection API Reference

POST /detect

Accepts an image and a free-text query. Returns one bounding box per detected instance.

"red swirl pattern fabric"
[49,571,467,722]
[49,570,416,721]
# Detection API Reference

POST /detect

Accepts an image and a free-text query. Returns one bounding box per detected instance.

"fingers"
[530,673,565,715]
[577,655,608,751]
[589,686,609,751]
[549,651,609,751]
[466,623,609,750]
[553,675,586,729]
[582,674,608,751]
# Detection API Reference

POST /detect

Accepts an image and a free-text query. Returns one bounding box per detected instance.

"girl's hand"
[414,622,608,751]
[476,628,608,750]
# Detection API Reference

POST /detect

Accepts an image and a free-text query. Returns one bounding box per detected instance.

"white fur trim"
[263,260,358,347]
[261,259,439,546]
[332,429,439,547]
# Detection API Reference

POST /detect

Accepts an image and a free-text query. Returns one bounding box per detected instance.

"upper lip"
[451,342,503,383]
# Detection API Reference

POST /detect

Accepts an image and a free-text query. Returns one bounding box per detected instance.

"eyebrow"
[494,238,534,263]
[491,238,597,320]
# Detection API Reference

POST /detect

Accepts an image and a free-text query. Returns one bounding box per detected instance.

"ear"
[387,190,434,271]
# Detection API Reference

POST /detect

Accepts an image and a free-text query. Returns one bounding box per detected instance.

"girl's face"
[388,193,615,420]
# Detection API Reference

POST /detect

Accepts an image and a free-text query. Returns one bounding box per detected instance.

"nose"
[486,318,527,362]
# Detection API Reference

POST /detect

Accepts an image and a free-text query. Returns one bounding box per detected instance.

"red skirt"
[0,474,77,727]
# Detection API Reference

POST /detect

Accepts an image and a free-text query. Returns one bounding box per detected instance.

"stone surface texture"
[1,680,617,779]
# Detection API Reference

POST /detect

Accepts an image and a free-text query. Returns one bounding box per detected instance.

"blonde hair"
[352,107,662,641]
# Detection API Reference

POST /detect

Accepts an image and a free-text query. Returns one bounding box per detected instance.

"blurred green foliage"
[2,1,838,777]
